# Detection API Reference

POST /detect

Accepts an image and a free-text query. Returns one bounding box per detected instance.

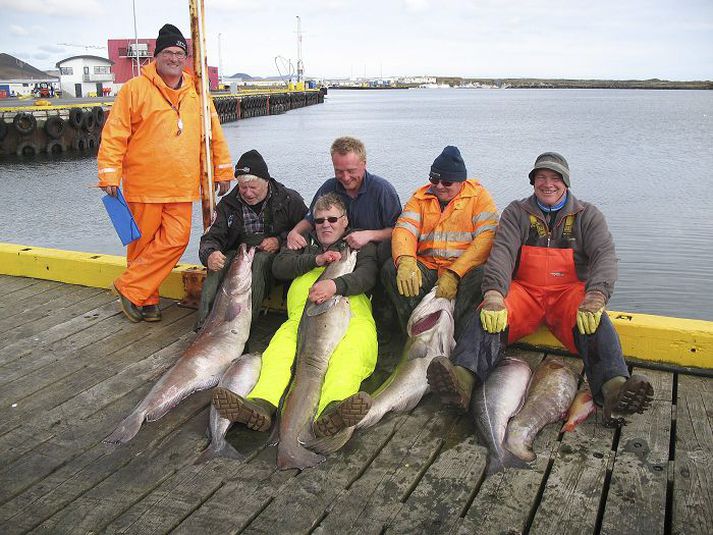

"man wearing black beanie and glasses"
[97,24,234,324]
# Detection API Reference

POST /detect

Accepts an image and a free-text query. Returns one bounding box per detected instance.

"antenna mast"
[296,16,304,84]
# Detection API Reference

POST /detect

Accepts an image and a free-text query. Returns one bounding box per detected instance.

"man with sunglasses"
[98,23,233,323]
[427,152,653,427]
[194,149,308,331]
[213,192,378,441]
[383,146,499,337]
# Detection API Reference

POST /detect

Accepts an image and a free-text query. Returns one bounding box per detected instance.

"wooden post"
[189,0,215,230]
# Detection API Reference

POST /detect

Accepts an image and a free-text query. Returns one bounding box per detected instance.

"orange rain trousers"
[114,202,192,307]
[504,245,584,354]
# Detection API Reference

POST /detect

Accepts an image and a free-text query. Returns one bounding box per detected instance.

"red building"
[107,39,219,89]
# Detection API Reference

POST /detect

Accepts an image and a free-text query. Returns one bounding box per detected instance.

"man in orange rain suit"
[97,24,233,323]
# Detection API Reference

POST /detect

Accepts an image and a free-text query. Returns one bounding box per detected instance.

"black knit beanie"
[235,149,271,180]
[155,24,188,56]
[430,146,467,182]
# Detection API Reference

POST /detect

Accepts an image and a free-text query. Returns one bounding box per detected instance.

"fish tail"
[277,444,326,470]
[103,412,145,444]
[194,439,246,464]
[304,428,354,454]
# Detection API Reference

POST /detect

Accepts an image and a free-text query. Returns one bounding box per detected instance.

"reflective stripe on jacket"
[392,180,499,277]
[97,61,233,203]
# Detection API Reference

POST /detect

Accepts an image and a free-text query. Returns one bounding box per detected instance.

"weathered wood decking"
[0,274,711,534]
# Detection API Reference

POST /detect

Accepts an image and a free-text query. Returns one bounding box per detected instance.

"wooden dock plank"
[0,279,62,310]
[0,275,44,293]
[672,374,713,535]
[600,368,672,535]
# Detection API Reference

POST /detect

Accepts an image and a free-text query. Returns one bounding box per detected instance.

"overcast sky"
[1,0,712,80]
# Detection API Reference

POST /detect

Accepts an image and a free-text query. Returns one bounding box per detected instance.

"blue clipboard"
[102,188,141,246]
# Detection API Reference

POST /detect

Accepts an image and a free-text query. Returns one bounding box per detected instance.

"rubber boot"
[313,391,373,438]
[601,374,654,427]
[427,356,476,412]
[212,388,276,432]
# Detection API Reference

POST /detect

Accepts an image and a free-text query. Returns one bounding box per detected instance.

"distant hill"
[0,53,57,80]
[229,72,254,80]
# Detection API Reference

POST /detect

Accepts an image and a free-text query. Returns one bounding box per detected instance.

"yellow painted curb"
[1,242,711,369]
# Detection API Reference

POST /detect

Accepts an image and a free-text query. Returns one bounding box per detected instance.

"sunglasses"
[429,177,454,187]
[314,214,345,225]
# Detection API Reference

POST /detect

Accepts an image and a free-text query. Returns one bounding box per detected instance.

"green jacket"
[272,233,378,297]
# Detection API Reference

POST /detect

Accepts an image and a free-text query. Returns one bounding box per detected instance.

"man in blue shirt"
[286,136,401,266]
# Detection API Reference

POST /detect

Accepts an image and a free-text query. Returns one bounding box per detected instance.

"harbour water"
[1,88,711,320]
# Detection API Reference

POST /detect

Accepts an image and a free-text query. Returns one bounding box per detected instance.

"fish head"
[321,246,358,279]
[406,288,456,357]
[225,244,256,295]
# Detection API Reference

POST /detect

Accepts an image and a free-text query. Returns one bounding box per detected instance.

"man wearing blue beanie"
[383,146,499,342]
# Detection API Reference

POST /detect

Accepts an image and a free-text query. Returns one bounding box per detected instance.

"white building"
[56,55,115,98]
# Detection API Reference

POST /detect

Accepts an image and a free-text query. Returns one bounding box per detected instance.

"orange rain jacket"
[392,180,499,278]
[97,61,233,203]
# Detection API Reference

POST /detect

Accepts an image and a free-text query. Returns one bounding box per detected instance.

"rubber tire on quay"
[0,120,8,140]
[46,140,66,154]
[16,141,39,157]
[69,108,83,129]
[82,111,96,132]
[13,112,37,135]
[87,134,99,150]
[72,134,89,151]
[92,106,105,127]
[44,116,65,139]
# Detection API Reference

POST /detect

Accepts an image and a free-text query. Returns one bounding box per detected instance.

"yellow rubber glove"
[577,290,606,335]
[435,270,459,300]
[396,256,422,297]
[480,290,508,333]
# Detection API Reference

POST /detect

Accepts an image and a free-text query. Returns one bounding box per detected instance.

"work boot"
[313,391,373,438]
[113,283,142,323]
[427,356,475,412]
[212,388,275,432]
[141,304,162,322]
[601,374,654,427]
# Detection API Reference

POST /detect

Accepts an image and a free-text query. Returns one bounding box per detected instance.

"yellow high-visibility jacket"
[392,179,499,277]
[97,61,233,203]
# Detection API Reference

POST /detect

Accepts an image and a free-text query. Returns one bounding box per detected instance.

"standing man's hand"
[215,181,231,196]
[315,250,342,266]
[396,256,422,297]
[287,228,308,250]
[309,279,337,304]
[207,250,227,271]
[345,230,373,250]
[258,237,280,254]
[100,185,118,197]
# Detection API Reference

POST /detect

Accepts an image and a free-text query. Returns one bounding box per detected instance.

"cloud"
[38,44,65,53]
[402,0,430,12]
[9,24,29,36]
[0,0,104,16]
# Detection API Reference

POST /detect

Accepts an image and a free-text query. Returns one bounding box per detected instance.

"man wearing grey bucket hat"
[428,152,654,429]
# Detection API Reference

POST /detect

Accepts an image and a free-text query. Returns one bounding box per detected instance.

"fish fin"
[486,449,530,476]
[304,427,354,454]
[194,439,246,464]
[277,445,326,470]
[103,412,145,444]
[225,302,242,322]
[305,297,338,316]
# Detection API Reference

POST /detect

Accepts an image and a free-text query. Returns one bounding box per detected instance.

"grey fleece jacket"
[482,192,618,300]
[271,233,378,297]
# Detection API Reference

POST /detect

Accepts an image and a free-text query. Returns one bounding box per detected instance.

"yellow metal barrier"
[1,242,711,369]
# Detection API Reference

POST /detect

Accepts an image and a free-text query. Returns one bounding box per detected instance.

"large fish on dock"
[357,288,455,430]
[504,357,578,462]
[195,352,262,464]
[277,248,358,470]
[471,357,531,475]
[104,244,255,444]
[563,382,596,432]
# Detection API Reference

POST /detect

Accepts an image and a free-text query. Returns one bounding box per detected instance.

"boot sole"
[212,387,271,432]
[427,356,470,412]
[314,392,372,438]
[603,374,654,427]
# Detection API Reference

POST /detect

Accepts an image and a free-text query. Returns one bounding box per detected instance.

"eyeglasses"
[429,177,454,187]
[160,51,187,60]
[314,214,345,225]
